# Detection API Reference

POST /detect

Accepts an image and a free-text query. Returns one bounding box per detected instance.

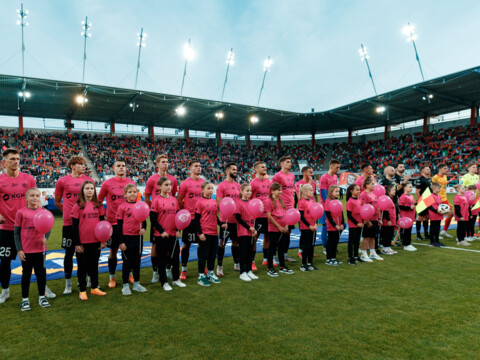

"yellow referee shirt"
[460,173,479,188]
[432,174,448,202]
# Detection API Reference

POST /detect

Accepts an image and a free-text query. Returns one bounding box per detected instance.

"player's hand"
[18,250,26,262]
[460,217,465,221]
[120,243,127,251]
[42,237,47,245]
[199,234,206,241]
[404,174,412,181]
[410,205,415,209]
[161,231,169,238]
[366,221,372,228]
[139,228,146,236]
[280,226,289,233]
[0,214,5,224]
[76,245,84,254]
[101,242,107,249]
[221,223,228,229]
[251,229,257,237]
[358,223,364,228]
[388,221,392,226]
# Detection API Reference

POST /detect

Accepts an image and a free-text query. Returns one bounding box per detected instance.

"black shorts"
[107,224,120,248]
[254,218,268,234]
[418,209,428,217]
[219,223,237,244]
[182,219,198,244]
[0,230,17,260]
[62,225,74,249]
[362,221,378,238]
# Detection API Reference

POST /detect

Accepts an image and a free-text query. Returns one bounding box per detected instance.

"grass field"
[2,193,480,359]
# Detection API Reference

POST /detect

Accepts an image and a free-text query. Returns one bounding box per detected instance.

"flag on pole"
[472,198,480,211]
[416,188,435,213]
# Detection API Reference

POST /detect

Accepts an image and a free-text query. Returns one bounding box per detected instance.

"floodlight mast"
[135,28,146,90]
[17,3,28,77]
[81,16,92,83]
[221,48,234,101]
[404,23,425,81]
[257,56,272,106]
[359,44,377,95]
[181,38,194,96]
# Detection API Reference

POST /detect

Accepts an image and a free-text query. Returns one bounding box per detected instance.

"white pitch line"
[413,242,480,253]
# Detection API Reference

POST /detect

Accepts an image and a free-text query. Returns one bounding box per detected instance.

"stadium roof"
[1,65,480,136]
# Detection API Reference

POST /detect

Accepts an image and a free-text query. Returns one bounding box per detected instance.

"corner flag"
[416,188,435,213]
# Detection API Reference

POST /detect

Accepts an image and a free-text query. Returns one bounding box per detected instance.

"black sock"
[232,245,239,264]
[108,257,117,275]
[423,221,429,236]
[181,246,190,267]
[151,255,158,272]
[416,221,422,236]
[263,249,268,259]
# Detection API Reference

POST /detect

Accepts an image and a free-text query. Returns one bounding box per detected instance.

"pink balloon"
[132,201,150,222]
[464,191,477,206]
[309,203,324,219]
[219,197,236,218]
[175,210,192,231]
[33,210,54,234]
[398,217,413,229]
[247,199,264,218]
[360,204,375,220]
[329,200,344,215]
[378,195,393,211]
[284,208,300,226]
[373,184,385,197]
[95,221,113,242]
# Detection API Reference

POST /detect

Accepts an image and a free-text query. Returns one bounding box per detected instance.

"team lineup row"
[0,148,478,311]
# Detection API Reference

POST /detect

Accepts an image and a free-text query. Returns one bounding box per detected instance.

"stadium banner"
[339,172,359,189]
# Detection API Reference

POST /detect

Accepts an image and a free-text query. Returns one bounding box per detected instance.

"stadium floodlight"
[17,3,28,77]
[180,39,194,96]
[359,44,377,95]
[215,111,224,120]
[134,28,146,90]
[18,91,30,98]
[221,48,234,101]
[175,105,186,116]
[76,95,88,105]
[403,22,424,81]
[250,115,259,123]
[376,106,386,113]
[81,16,92,83]
[257,56,272,106]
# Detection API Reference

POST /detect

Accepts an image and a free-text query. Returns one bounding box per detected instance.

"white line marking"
[413,242,480,253]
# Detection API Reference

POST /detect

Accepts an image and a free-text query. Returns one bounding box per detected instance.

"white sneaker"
[459,240,471,246]
[438,236,444,240]
[381,248,394,255]
[151,272,159,283]
[173,280,187,288]
[0,294,6,304]
[234,263,240,271]
[0,289,11,303]
[166,269,172,280]
[360,255,373,263]
[369,253,384,261]
[216,265,224,277]
[132,282,147,292]
[45,286,56,299]
[63,285,72,295]
[465,237,474,242]
[404,245,417,251]
[163,283,173,291]
[239,272,252,282]
[441,230,452,238]
[122,284,131,296]
[247,271,258,280]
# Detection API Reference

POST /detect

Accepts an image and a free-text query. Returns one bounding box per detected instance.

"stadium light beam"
[215,111,224,120]
[257,56,272,106]
[134,27,146,90]
[180,38,194,96]
[221,48,234,101]
[376,106,386,113]
[16,3,28,77]
[176,105,186,116]
[81,16,92,83]
[404,22,425,81]
[359,44,377,95]
[250,115,259,123]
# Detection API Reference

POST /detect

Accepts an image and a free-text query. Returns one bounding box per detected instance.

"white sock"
[299,249,303,253]
[23,297,28,301]
[109,274,115,280]
[66,279,72,287]
[182,266,187,272]
[370,250,377,255]
[263,258,267,262]
[39,295,46,300]
[208,270,214,275]
[361,250,367,256]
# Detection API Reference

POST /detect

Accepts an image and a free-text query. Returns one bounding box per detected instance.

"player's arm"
[177,193,185,209]
[54,193,63,212]
[98,183,107,203]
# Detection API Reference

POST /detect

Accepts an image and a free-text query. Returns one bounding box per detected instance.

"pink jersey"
[0,172,36,231]
[398,194,416,220]
[382,200,397,226]
[72,201,106,244]
[14,207,44,253]
[359,191,379,221]
[55,174,94,226]
[195,197,218,236]
[216,180,241,223]
[428,193,444,221]
[454,195,469,221]
[98,176,136,225]
[272,171,295,209]
[324,198,343,231]
[265,197,286,232]
[116,201,145,236]
[298,198,315,230]
[346,197,362,228]
[319,173,338,204]
[235,199,255,237]
[151,195,179,237]
[295,180,316,199]
[144,173,178,201]
[354,176,365,191]
[250,177,272,218]
[178,177,204,216]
